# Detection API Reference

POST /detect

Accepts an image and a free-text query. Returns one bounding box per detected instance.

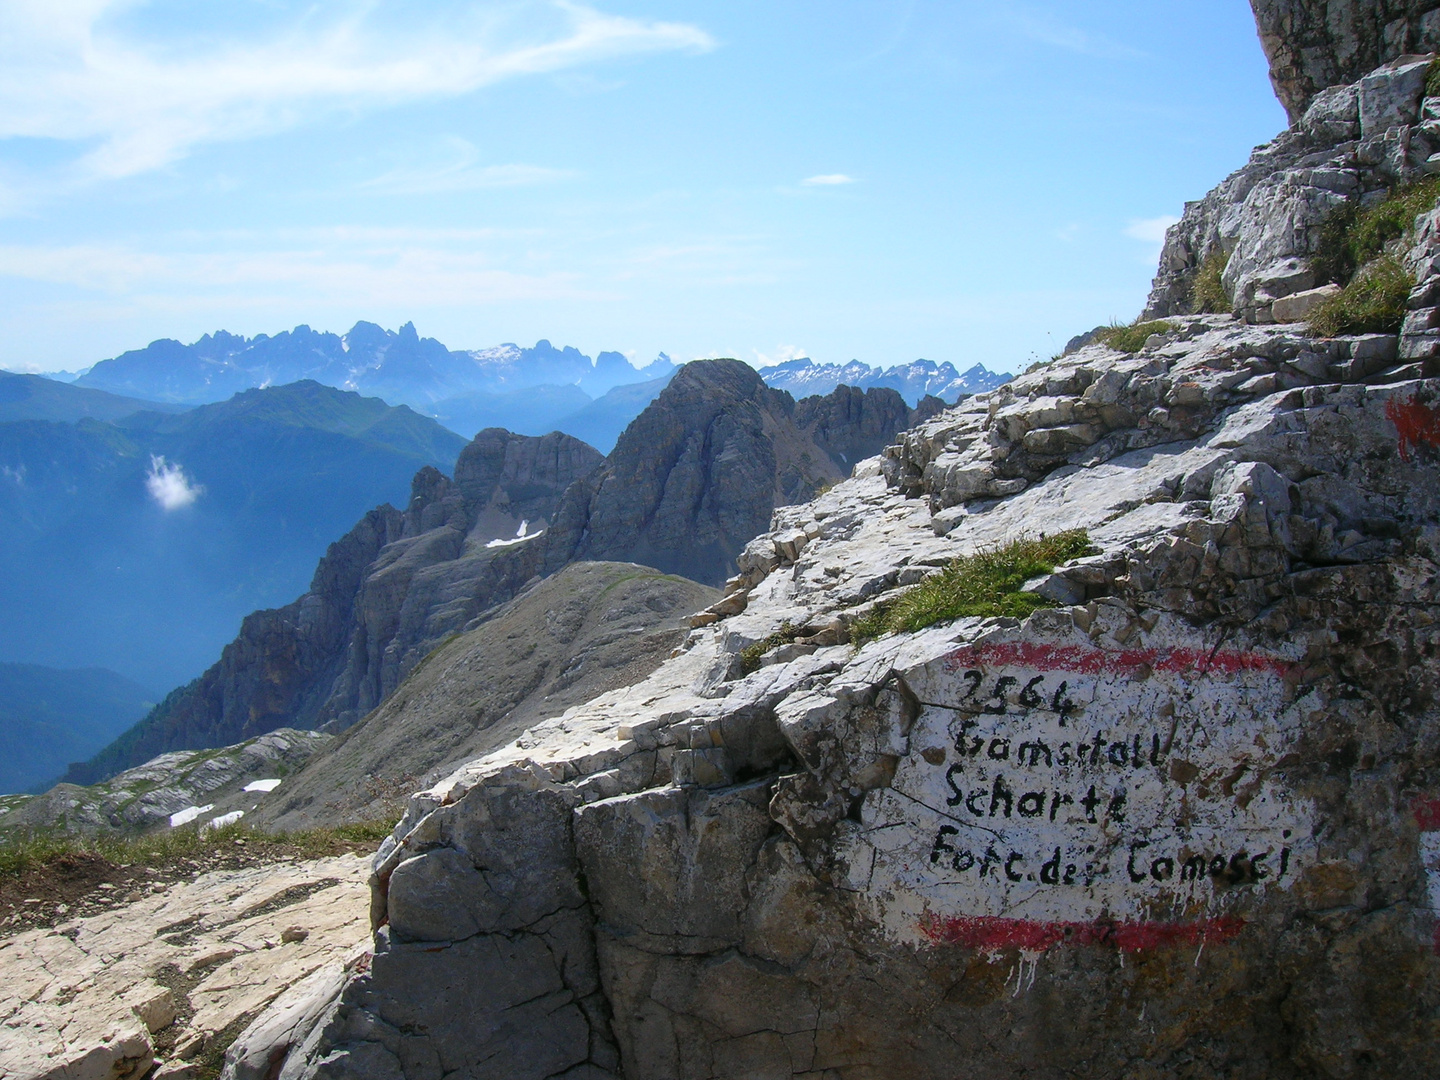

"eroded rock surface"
[243,307,1440,1078]
[0,854,369,1080]
[250,562,718,831]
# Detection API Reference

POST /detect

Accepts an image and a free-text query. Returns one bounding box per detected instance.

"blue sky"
[0,1,1287,376]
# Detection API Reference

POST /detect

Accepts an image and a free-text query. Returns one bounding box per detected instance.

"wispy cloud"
[0,238,605,307]
[361,139,573,195]
[1124,214,1179,266]
[146,455,203,510]
[1124,216,1180,244]
[801,174,857,186]
[0,0,715,178]
[997,7,1145,60]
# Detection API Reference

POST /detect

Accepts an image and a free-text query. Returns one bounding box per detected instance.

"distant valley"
[0,375,466,692]
[1,324,1012,794]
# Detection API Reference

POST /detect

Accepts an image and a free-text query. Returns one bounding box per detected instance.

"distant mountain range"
[73,321,669,412]
[757,357,1012,403]
[0,376,467,692]
[53,323,1004,443]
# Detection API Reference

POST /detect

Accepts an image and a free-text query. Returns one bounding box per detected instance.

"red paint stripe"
[1414,798,1440,832]
[1386,395,1440,463]
[942,641,1293,679]
[919,913,1245,953]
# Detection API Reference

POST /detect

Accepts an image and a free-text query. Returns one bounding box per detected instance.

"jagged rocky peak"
[452,428,602,528]
[546,358,939,585]
[1252,0,1440,121]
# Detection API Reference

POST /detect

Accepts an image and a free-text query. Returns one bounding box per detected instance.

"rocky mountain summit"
[67,365,936,785]
[204,16,1440,1078]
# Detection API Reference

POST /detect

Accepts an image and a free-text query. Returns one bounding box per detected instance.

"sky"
[0,0,1288,376]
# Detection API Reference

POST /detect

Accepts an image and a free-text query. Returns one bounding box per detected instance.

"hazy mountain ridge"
[758,356,1011,404]
[73,322,675,411]
[0,370,187,425]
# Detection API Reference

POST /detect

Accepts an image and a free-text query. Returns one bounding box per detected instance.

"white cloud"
[145,455,203,510]
[998,8,1145,60]
[1124,215,1180,245]
[0,1,715,178]
[753,345,810,366]
[360,138,573,194]
[801,174,857,186]
[0,239,603,306]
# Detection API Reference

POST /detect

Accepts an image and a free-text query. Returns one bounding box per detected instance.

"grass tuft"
[1428,58,1440,99]
[1307,254,1414,337]
[1191,248,1230,313]
[849,531,1093,648]
[1094,320,1176,353]
[738,621,801,675]
[0,819,394,879]
[1313,176,1440,286]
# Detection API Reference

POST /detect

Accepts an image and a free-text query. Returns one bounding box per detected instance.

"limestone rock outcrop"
[0,853,370,1080]
[1251,0,1440,121]
[253,309,1440,1077]
[1145,52,1439,322]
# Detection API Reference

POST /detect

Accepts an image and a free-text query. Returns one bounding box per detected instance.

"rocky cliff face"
[66,432,599,783]
[1251,0,1440,121]
[1145,52,1440,323]
[72,368,929,784]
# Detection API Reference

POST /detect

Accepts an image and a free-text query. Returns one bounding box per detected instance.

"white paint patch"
[242,779,282,793]
[839,621,1320,945]
[169,803,214,828]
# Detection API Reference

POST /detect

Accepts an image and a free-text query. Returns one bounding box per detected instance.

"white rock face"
[1144,56,1440,324]
[837,613,1320,945]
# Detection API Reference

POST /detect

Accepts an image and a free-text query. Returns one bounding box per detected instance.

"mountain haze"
[0,381,467,689]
